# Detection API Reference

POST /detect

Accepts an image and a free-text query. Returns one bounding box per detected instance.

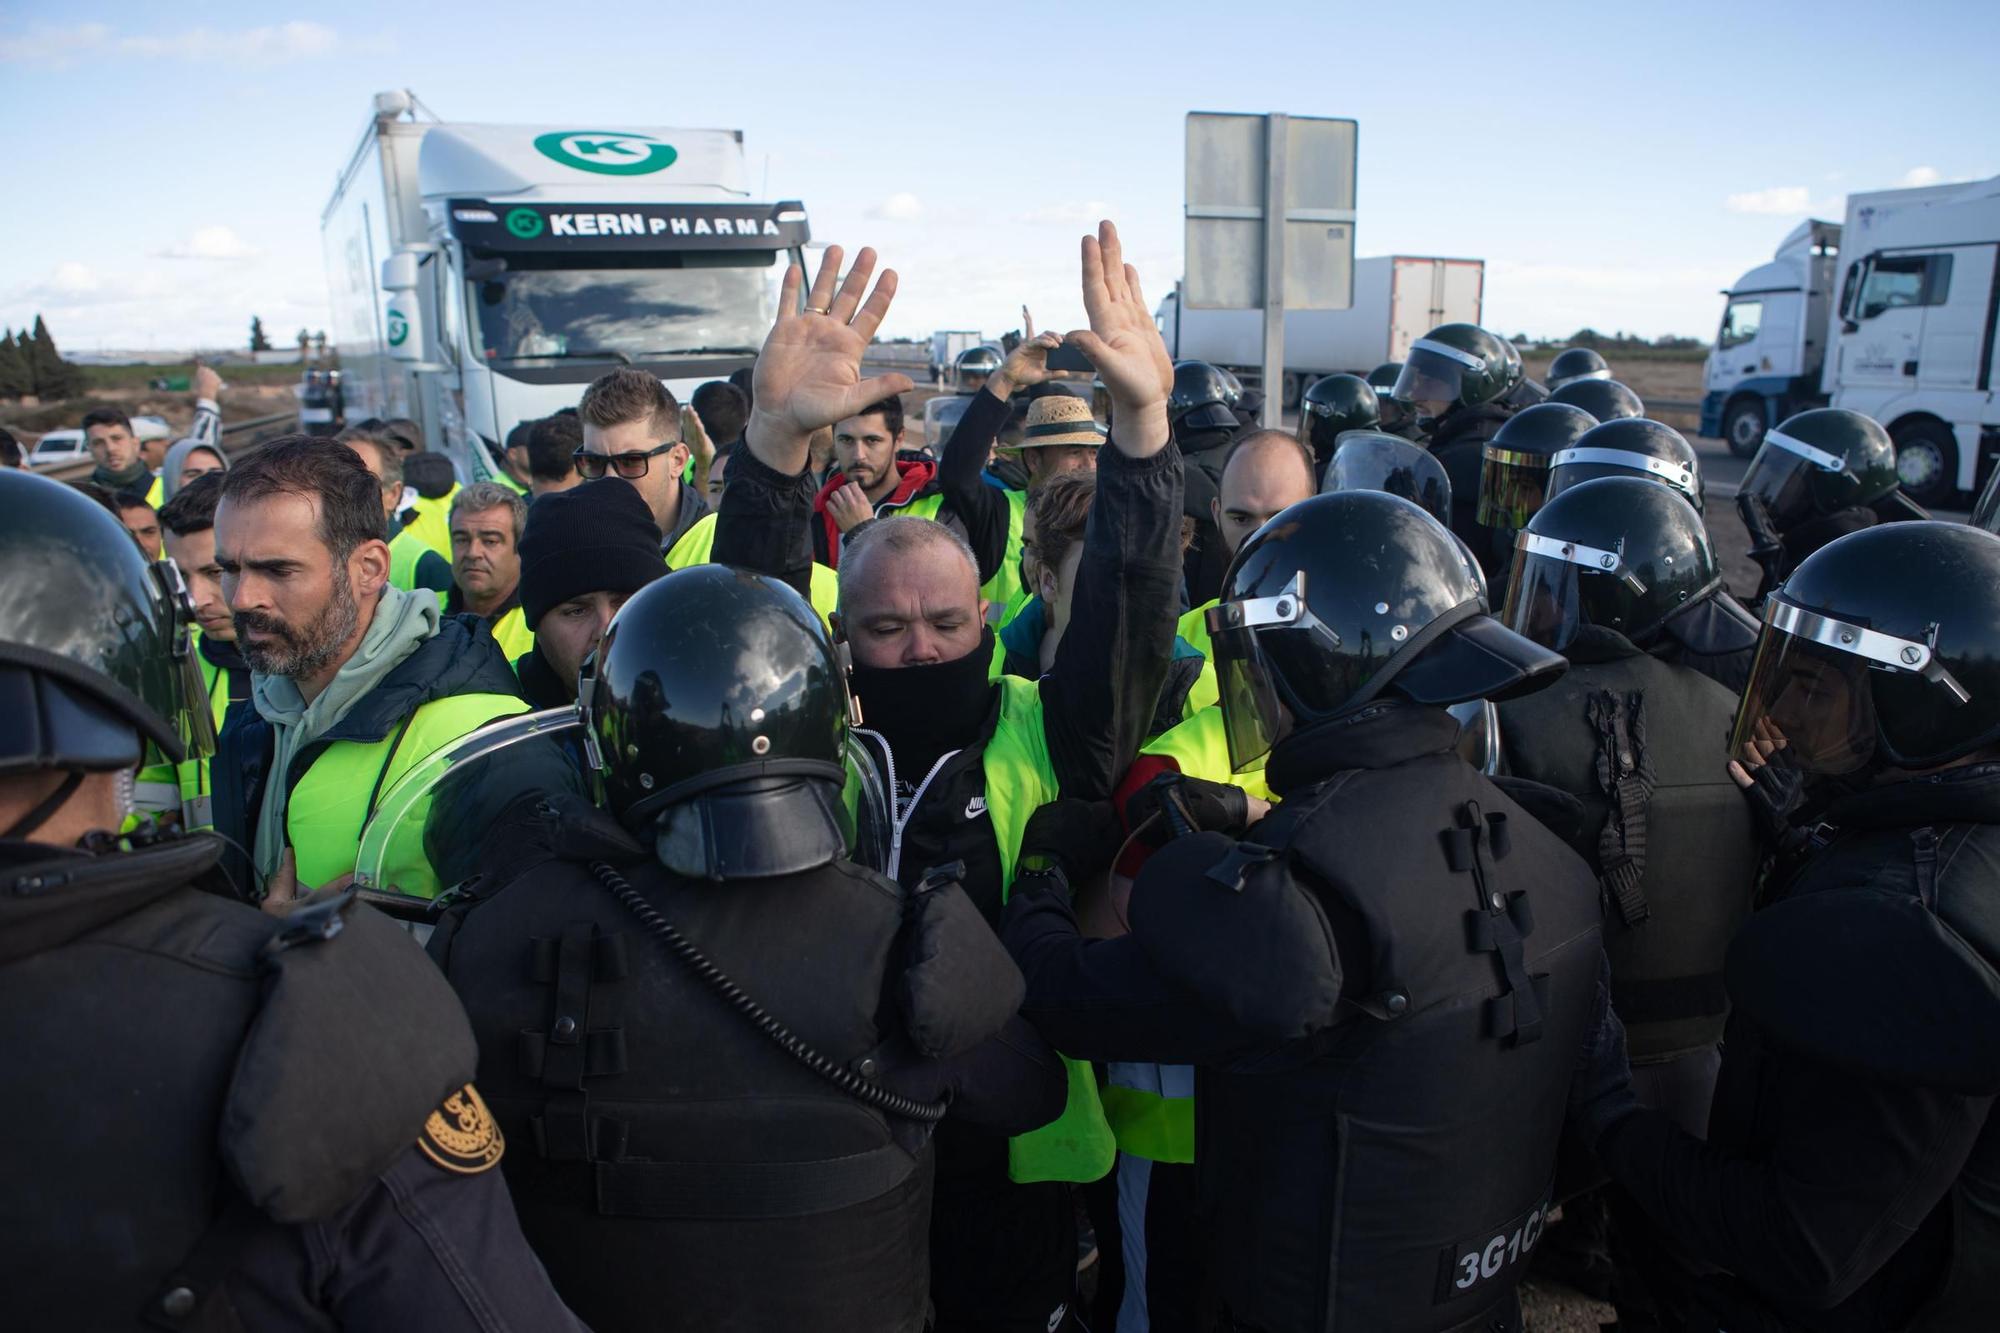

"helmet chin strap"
[2,770,86,841]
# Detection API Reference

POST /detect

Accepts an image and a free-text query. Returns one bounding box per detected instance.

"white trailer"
[1701,174,2000,503]
[322,90,809,484]
[1153,255,1484,407]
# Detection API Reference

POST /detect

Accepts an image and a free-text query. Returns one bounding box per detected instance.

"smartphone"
[1045,342,1095,373]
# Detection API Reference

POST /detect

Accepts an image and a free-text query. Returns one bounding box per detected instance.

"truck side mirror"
[381,251,420,293]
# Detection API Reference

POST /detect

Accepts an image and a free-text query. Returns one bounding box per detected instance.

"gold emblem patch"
[417,1083,505,1174]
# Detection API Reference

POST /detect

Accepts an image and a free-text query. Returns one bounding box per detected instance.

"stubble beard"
[235,565,362,680]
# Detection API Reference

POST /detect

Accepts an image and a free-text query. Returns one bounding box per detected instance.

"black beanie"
[519,479,667,628]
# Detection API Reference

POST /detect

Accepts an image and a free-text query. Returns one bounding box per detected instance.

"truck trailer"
[1153,254,1484,408]
[322,89,808,484]
[1701,174,2000,504]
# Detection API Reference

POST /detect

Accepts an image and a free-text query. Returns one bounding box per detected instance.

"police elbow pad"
[224,895,479,1223]
[1129,831,1342,1041]
[900,877,1027,1059]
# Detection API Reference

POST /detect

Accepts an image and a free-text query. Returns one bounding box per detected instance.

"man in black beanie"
[514,479,666,707]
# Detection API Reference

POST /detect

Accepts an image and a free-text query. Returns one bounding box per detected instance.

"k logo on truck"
[505,208,545,239]
[533,130,679,176]
[386,307,409,347]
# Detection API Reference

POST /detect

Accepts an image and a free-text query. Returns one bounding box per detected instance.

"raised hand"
[746,245,914,475]
[1066,221,1173,457]
[989,331,1062,399]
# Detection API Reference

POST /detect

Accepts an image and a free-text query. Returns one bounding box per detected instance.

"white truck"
[1153,254,1484,407]
[1701,174,2000,504]
[322,90,809,484]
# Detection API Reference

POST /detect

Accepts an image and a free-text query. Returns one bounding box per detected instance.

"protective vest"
[489,605,535,661]
[1141,706,1274,803]
[982,676,1119,1186]
[663,512,841,626]
[980,487,1029,614]
[388,527,438,592]
[403,483,461,559]
[431,821,939,1333]
[144,471,165,509]
[1152,745,1602,1330]
[0,840,477,1329]
[1178,599,1219,714]
[287,690,528,897]
[1496,637,1759,1062]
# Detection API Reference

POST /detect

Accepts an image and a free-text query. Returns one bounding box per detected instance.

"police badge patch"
[417,1084,506,1174]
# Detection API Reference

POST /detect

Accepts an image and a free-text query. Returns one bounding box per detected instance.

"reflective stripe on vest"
[664,512,841,627]
[984,676,1118,1185]
[403,484,461,560]
[1142,706,1274,804]
[388,529,434,591]
[287,690,527,897]
[1178,599,1219,715]
[489,605,536,661]
[1102,1061,1196,1164]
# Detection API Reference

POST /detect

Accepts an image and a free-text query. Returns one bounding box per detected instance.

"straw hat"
[1004,393,1108,451]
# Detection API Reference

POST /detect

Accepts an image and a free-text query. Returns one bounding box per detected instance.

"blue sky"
[3,0,1995,354]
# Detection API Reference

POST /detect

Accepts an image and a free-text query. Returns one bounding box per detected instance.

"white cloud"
[1725,185,1812,215]
[1900,166,1942,188]
[47,262,102,295]
[155,225,260,261]
[0,20,342,67]
[866,192,924,221]
[1013,201,1112,227]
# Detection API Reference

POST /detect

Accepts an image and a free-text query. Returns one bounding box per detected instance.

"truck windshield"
[471,252,777,362]
[1718,299,1762,349]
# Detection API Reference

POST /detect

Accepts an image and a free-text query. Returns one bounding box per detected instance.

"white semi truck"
[1153,254,1484,408]
[322,90,808,483]
[1701,174,2000,504]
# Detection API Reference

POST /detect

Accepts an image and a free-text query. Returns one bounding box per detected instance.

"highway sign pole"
[1261,114,1289,429]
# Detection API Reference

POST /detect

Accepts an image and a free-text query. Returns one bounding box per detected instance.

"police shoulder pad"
[1726,887,2000,1096]
[417,1084,505,1175]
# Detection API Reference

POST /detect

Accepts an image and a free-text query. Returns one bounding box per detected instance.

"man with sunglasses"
[575,368,711,555]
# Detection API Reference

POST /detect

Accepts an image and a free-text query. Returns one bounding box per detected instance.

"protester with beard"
[713,224,1183,1333]
[208,437,542,905]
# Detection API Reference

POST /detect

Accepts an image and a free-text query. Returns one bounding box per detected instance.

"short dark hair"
[1028,470,1096,585]
[527,413,583,483]
[73,482,120,516]
[160,470,226,536]
[113,489,155,516]
[504,418,536,455]
[579,368,679,438]
[221,435,385,560]
[81,407,133,434]
[0,427,19,468]
[727,366,755,412]
[849,394,904,439]
[690,381,750,447]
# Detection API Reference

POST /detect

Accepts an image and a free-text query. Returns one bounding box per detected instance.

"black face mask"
[849,628,997,756]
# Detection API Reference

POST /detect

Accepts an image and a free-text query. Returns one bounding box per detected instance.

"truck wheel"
[1892,419,1959,507]
[1723,398,1767,458]
[1281,373,1303,410]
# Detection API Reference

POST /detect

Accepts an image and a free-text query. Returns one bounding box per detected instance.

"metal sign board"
[1184,112,1357,311]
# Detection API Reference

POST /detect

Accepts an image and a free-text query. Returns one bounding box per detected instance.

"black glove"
[1736,761,1808,854]
[1126,771,1250,844]
[1019,797,1124,884]
[1569,953,1641,1153]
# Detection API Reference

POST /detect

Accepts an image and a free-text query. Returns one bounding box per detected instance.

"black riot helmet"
[1545,348,1611,392]
[1732,522,2000,776]
[1477,402,1600,539]
[1736,408,1902,531]
[1321,430,1452,526]
[1216,365,1244,406]
[582,564,882,878]
[1170,360,1240,434]
[0,470,214,821]
[1502,477,1722,654]
[953,345,1002,393]
[1392,324,1524,422]
[1545,417,1702,512]
[1549,377,1644,421]
[1206,491,1565,771]
[1367,361,1413,433]
[1298,374,1381,468]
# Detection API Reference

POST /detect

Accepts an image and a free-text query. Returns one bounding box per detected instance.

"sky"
[2,0,1996,356]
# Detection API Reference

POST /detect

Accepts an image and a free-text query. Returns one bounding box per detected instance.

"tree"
[0,328,29,400]
[249,315,273,353]
[28,315,80,400]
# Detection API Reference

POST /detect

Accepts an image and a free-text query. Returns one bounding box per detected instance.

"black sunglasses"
[573,441,679,480]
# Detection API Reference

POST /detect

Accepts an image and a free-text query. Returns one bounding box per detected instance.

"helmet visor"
[1738,428,1842,524]
[1205,574,1342,772]
[1547,447,1699,505]
[153,560,217,762]
[1392,340,1480,408]
[356,706,588,904]
[1547,366,1611,392]
[1730,600,1972,777]
[840,732,891,873]
[1476,446,1552,532]
[1500,533,1648,653]
[1323,431,1452,526]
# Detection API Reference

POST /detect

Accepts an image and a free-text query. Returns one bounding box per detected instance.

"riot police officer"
[1004,490,1606,1332]
[1549,377,1644,421]
[1321,428,1453,525]
[0,469,581,1332]
[1368,360,1421,438]
[1472,400,1599,581]
[1574,520,2000,1332]
[1393,322,1548,545]
[424,564,1067,1333]
[1736,407,1928,603]
[1171,358,1251,604]
[1296,372,1380,477]
[1546,347,1612,392]
[1545,417,1704,511]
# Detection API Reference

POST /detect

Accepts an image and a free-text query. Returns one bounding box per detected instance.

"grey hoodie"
[158,399,224,502]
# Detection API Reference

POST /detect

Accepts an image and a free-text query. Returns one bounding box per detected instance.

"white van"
[27,429,87,469]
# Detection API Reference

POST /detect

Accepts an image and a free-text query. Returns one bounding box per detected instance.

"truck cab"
[1700,219,1839,456]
